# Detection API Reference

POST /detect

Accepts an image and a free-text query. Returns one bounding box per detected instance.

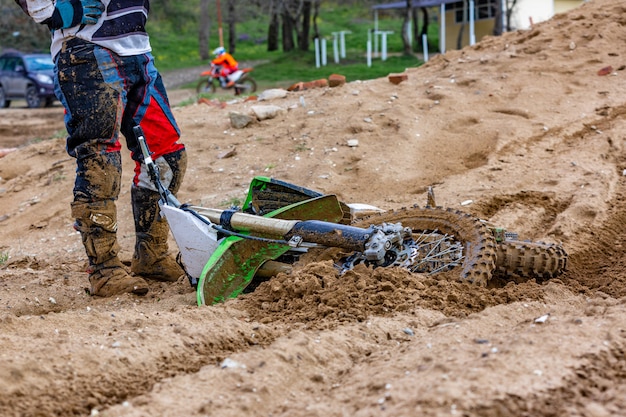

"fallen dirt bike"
[135,128,568,306]
[196,64,257,96]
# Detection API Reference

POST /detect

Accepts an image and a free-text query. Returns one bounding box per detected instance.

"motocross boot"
[72,200,149,297]
[131,149,187,282]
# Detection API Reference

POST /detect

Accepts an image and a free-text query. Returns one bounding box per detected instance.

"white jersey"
[16,0,152,58]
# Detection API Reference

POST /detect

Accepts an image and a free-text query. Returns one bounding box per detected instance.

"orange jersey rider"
[211,47,238,86]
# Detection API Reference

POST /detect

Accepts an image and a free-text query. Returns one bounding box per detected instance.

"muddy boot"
[73,200,149,296]
[88,257,149,297]
[131,149,187,282]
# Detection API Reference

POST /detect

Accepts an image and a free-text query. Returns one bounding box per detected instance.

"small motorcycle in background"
[196,64,257,95]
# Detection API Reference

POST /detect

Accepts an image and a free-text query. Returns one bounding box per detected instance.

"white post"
[407,20,412,47]
[314,37,320,68]
[333,33,339,63]
[367,40,372,67]
[422,34,429,62]
[439,4,446,54]
[374,31,379,56]
[381,32,388,61]
[469,0,476,45]
[321,38,327,66]
[374,10,379,32]
[377,31,393,61]
[374,11,379,55]
[340,31,348,58]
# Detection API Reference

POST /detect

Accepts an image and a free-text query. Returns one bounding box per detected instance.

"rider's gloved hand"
[47,0,105,30]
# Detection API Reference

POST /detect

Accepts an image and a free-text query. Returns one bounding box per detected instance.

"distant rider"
[211,46,238,87]
[14,0,188,297]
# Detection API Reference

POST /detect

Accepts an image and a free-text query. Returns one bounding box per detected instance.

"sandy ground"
[2,0,626,415]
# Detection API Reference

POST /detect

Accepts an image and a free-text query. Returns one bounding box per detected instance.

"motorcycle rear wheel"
[350,206,498,286]
[494,239,567,282]
[196,79,216,94]
[235,78,257,95]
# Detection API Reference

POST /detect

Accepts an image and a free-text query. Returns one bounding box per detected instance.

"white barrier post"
[381,31,388,61]
[321,38,327,66]
[367,40,372,67]
[315,38,320,68]
[469,0,476,45]
[439,4,446,54]
[422,34,429,62]
[374,30,379,56]
[332,33,339,63]
[340,31,350,58]
[407,21,412,47]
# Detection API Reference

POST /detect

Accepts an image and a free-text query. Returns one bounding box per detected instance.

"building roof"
[372,0,459,10]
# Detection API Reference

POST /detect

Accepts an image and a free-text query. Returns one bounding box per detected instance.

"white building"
[510,0,587,30]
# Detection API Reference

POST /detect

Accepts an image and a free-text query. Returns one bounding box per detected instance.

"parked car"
[0,51,56,108]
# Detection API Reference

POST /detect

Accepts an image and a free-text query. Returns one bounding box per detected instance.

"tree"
[149,0,197,31]
[504,0,519,31]
[199,0,211,60]
[267,0,280,51]
[494,0,518,35]
[299,0,312,51]
[311,0,321,40]
[401,0,412,55]
[281,1,296,52]
[0,0,51,53]
[456,1,468,50]
[413,7,429,53]
[266,0,319,53]
[297,0,321,51]
[227,0,236,54]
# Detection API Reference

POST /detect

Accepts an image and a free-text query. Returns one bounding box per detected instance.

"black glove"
[46,0,105,30]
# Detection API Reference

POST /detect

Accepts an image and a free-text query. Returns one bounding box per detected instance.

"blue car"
[0,51,57,108]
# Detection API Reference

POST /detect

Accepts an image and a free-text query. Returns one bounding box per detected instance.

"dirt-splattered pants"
[53,37,185,203]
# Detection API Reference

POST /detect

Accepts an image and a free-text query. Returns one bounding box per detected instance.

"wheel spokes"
[403,230,464,274]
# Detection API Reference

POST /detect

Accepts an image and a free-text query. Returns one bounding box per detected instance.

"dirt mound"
[1,0,626,415]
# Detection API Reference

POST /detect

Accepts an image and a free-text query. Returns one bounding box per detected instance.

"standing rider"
[14,0,187,297]
[211,46,239,88]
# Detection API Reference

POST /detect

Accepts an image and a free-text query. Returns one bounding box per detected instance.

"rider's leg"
[71,145,149,296]
[130,149,187,281]
[120,53,187,282]
[55,38,149,296]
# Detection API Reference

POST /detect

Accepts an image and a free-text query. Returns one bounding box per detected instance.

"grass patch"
[219,197,244,209]
[0,252,8,267]
[253,52,421,89]
[147,2,435,88]
[52,129,68,139]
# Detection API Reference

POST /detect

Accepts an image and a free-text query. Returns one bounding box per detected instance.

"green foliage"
[52,129,68,140]
[147,22,205,70]
[1,0,437,91]
[148,1,435,89]
[0,0,51,53]
[149,0,200,32]
[0,251,8,267]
